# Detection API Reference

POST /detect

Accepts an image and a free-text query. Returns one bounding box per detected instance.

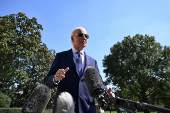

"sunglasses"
[75,33,89,39]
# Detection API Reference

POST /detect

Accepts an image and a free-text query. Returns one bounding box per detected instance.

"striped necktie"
[76,51,82,76]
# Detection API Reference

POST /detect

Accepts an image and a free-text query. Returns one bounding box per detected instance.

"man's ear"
[71,36,74,42]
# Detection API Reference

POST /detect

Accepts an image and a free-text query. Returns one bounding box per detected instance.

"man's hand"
[107,87,115,105]
[107,87,115,98]
[54,67,69,83]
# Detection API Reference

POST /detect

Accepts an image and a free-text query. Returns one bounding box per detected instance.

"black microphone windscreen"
[21,84,51,113]
[55,92,75,113]
[84,66,105,97]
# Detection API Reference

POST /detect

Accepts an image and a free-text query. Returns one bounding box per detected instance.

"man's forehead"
[76,28,87,33]
[71,27,87,36]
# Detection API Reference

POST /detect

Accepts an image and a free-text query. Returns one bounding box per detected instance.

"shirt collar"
[72,47,84,55]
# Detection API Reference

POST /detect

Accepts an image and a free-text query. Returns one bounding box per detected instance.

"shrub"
[0,92,11,108]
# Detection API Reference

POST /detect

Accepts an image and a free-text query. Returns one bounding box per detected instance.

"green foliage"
[0,108,22,113]
[103,34,170,107]
[0,92,11,108]
[0,12,56,108]
[46,88,57,109]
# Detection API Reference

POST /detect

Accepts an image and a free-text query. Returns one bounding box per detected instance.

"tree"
[0,12,56,107]
[103,34,170,112]
[13,45,56,107]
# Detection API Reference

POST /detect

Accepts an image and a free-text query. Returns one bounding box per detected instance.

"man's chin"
[78,45,86,51]
[82,45,86,48]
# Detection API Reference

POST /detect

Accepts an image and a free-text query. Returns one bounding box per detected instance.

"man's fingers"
[55,67,69,81]
[107,88,115,98]
[59,76,63,80]
[107,87,112,93]
[55,73,65,80]
[58,73,65,78]
[58,68,69,74]
[58,69,65,75]
[56,75,65,80]
[64,67,69,72]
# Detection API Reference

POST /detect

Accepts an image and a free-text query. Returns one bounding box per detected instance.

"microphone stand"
[96,90,170,113]
[113,97,170,113]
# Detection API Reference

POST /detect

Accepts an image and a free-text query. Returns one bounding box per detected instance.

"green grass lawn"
[0,108,158,113]
[43,110,157,113]
[104,111,157,113]
[43,109,52,113]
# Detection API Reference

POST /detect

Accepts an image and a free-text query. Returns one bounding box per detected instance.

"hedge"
[0,92,11,108]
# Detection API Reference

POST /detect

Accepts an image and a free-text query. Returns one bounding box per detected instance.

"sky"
[1,0,170,88]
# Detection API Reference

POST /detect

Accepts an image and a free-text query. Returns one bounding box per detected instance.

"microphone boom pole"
[110,95,170,113]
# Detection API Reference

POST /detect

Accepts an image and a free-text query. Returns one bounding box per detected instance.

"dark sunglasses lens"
[78,33,89,39]
[78,33,83,37]
[85,34,89,39]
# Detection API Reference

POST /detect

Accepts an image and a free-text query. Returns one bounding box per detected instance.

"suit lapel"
[80,52,91,80]
[84,52,91,70]
[67,49,82,77]
[67,49,76,71]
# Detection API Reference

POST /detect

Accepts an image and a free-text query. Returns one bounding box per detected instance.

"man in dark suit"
[44,27,114,113]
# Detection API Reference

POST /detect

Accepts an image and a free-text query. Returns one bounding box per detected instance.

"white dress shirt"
[72,47,85,71]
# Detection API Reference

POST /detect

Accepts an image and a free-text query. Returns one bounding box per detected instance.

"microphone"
[55,92,75,113]
[84,66,105,97]
[21,84,51,113]
[84,66,113,109]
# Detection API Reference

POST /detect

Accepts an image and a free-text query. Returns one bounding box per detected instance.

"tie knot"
[76,51,81,55]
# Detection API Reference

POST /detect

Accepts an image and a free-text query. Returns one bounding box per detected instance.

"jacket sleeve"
[43,53,60,89]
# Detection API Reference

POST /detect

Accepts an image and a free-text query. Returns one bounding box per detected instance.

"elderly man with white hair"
[44,27,114,113]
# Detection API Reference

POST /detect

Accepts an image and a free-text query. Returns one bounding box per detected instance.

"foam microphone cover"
[84,66,105,97]
[55,92,75,113]
[21,84,51,113]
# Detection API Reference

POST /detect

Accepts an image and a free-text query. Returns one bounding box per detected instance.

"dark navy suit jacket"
[44,49,101,113]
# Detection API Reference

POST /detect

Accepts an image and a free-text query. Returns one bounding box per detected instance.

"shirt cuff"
[53,77,60,85]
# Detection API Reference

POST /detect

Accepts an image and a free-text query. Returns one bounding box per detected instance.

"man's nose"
[81,34,86,39]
